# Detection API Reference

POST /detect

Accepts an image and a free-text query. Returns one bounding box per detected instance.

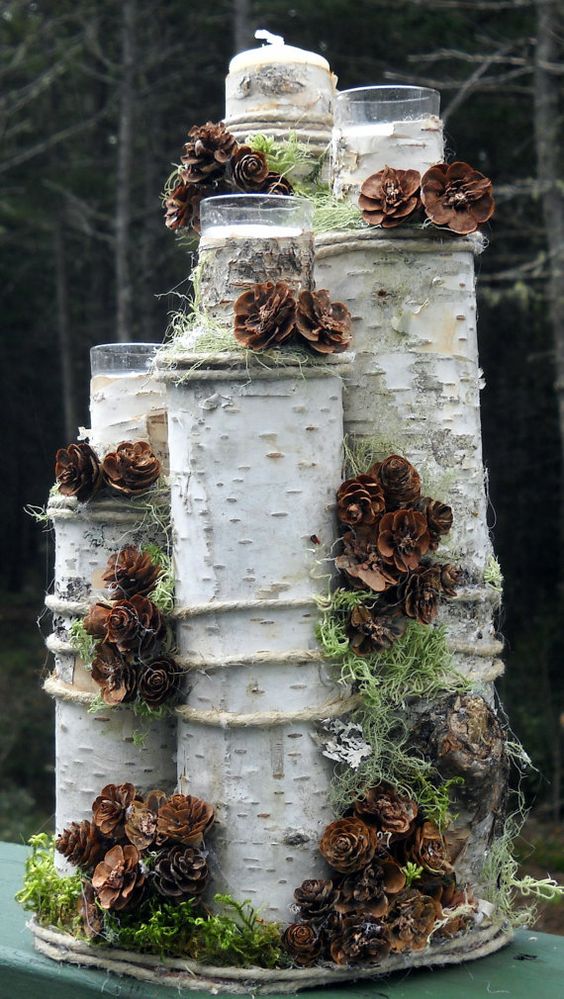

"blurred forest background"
[1,0,563,923]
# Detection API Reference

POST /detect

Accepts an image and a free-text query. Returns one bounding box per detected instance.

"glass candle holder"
[90,342,158,375]
[332,85,444,201]
[200,194,313,241]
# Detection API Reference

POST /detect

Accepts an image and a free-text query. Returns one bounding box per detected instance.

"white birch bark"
[225,60,335,128]
[84,369,168,467]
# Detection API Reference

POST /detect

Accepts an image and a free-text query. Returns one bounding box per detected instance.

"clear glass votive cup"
[335,86,440,126]
[199,194,314,239]
[90,343,159,376]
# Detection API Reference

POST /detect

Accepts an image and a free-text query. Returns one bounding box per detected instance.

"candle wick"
[254,29,285,48]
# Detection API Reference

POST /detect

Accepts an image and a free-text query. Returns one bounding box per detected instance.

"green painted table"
[1,842,562,998]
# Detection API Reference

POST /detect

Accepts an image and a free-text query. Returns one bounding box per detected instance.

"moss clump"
[141,543,174,614]
[248,131,321,185]
[309,186,368,234]
[69,619,96,666]
[16,834,82,932]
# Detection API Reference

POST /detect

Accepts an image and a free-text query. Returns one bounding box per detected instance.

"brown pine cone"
[103,546,162,599]
[233,281,297,351]
[348,604,406,656]
[282,923,322,967]
[261,171,294,195]
[157,793,214,846]
[102,441,161,496]
[408,821,453,874]
[387,888,438,952]
[421,161,494,235]
[83,602,112,639]
[92,843,145,911]
[295,289,352,355]
[329,915,391,966]
[440,563,461,598]
[137,656,180,707]
[359,167,421,228]
[181,121,237,185]
[164,179,207,233]
[56,820,107,872]
[230,145,269,190]
[416,497,453,549]
[370,455,421,509]
[104,594,164,654]
[78,881,104,939]
[334,863,389,919]
[293,879,336,921]
[124,799,158,850]
[402,565,442,624]
[335,528,399,593]
[153,844,209,899]
[92,782,136,837]
[377,509,430,574]
[319,817,377,874]
[337,475,385,527]
[354,783,418,839]
[412,869,458,906]
[91,642,138,705]
[55,442,101,503]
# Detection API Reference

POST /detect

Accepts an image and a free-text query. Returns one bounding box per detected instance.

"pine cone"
[416,497,453,549]
[56,820,107,871]
[421,161,494,235]
[164,179,206,233]
[440,563,461,598]
[329,915,391,966]
[402,565,442,624]
[124,799,158,850]
[92,782,136,837]
[83,602,112,639]
[154,844,209,899]
[181,121,237,185]
[334,863,389,919]
[387,888,438,952]
[137,656,180,707]
[359,167,421,228]
[377,509,430,574]
[348,604,406,655]
[104,594,164,654]
[261,172,294,195]
[337,475,385,527]
[335,528,399,593]
[103,546,162,599]
[282,923,322,967]
[319,817,377,874]
[78,881,104,939]
[230,145,269,191]
[102,441,161,496]
[233,281,297,351]
[157,793,214,846]
[354,784,418,839]
[55,443,101,502]
[295,289,352,355]
[293,879,336,921]
[92,843,145,911]
[91,642,138,705]
[408,821,453,874]
[370,455,421,509]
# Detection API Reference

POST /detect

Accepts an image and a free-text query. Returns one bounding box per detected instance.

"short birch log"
[84,368,169,466]
[225,59,335,131]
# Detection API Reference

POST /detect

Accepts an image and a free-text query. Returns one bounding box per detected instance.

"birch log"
[85,369,168,467]
[158,352,350,922]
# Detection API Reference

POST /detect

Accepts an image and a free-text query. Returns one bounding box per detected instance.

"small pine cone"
[369,455,421,509]
[233,281,297,351]
[164,179,206,233]
[354,783,418,838]
[335,528,399,594]
[402,565,443,625]
[92,782,136,837]
[329,915,391,966]
[440,563,462,598]
[421,161,494,235]
[416,497,453,549]
[78,881,104,939]
[230,145,269,190]
[408,820,453,875]
[103,546,162,599]
[83,602,112,639]
[293,879,336,921]
[55,442,101,502]
[56,820,107,872]
[377,509,430,574]
[295,289,352,355]
[137,656,180,708]
[319,817,377,874]
[282,922,322,967]
[261,172,294,195]
[181,121,237,185]
[124,799,158,850]
[333,864,389,919]
[359,167,421,228]
[154,844,209,899]
[102,441,161,496]
[157,793,214,846]
[387,888,438,952]
[104,594,164,655]
[336,474,385,527]
[91,642,138,705]
[92,844,146,911]
[348,604,406,656]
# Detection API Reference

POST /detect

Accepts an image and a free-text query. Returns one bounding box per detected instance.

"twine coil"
[177,648,325,672]
[172,596,317,619]
[44,674,95,705]
[175,693,361,728]
[315,229,486,259]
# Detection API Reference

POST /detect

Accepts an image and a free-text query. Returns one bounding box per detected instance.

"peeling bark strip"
[160,353,347,921]
[198,232,314,323]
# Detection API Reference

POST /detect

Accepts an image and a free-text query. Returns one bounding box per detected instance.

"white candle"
[201,223,304,241]
[229,30,330,73]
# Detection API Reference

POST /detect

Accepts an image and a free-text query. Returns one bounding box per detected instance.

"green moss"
[481,817,564,927]
[402,862,424,888]
[141,544,174,614]
[484,554,504,591]
[69,619,96,666]
[248,131,321,185]
[310,186,368,234]
[16,834,82,932]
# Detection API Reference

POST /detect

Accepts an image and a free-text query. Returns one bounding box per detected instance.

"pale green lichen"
[248,131,321,185]
[484,554,504,591]
[69,619,96,666]
[142,544,174,614]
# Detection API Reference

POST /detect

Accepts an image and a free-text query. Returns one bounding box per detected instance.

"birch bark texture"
[85,369,168,466]
[159,352,349,922]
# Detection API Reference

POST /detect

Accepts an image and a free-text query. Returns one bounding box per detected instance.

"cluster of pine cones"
[56,783,214,937]
[335,454,461,653]
[233,281,352,355]
[283,782,476,966]
[55,440,161,503]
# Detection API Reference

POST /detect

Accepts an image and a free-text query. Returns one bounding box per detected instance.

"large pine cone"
[295,289,352,355]
[56,820,107,872]
[91,642,138,705]
[104,594,164,654]
[337,474,385,527]
[293,879,336,921]
[181,121,237,185]
[137,656,180,707]
[282,923,322,967]
[402,565,443,624]
[102,441,161,496]
[157,793,214,846]
[92,782,136,837]
[103,546,162,599]
[335,528,399,594]
[230,145,269,190]
[421,161,494,235]
[153,844,209,899]
[359,167,421,228]
[348,604,406,656]
[377,509,430,574]
[370,455,421,509]
[319,817,377,874]
[233,281,297,351]
[92,844,145,911]
[387,888,438,952]
[55,442,101,502]
[329,915,391,966]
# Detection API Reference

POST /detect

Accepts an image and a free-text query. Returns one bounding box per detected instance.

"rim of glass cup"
[90,343,158,375]
[200,193,314,231]
[335,85,440,123]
